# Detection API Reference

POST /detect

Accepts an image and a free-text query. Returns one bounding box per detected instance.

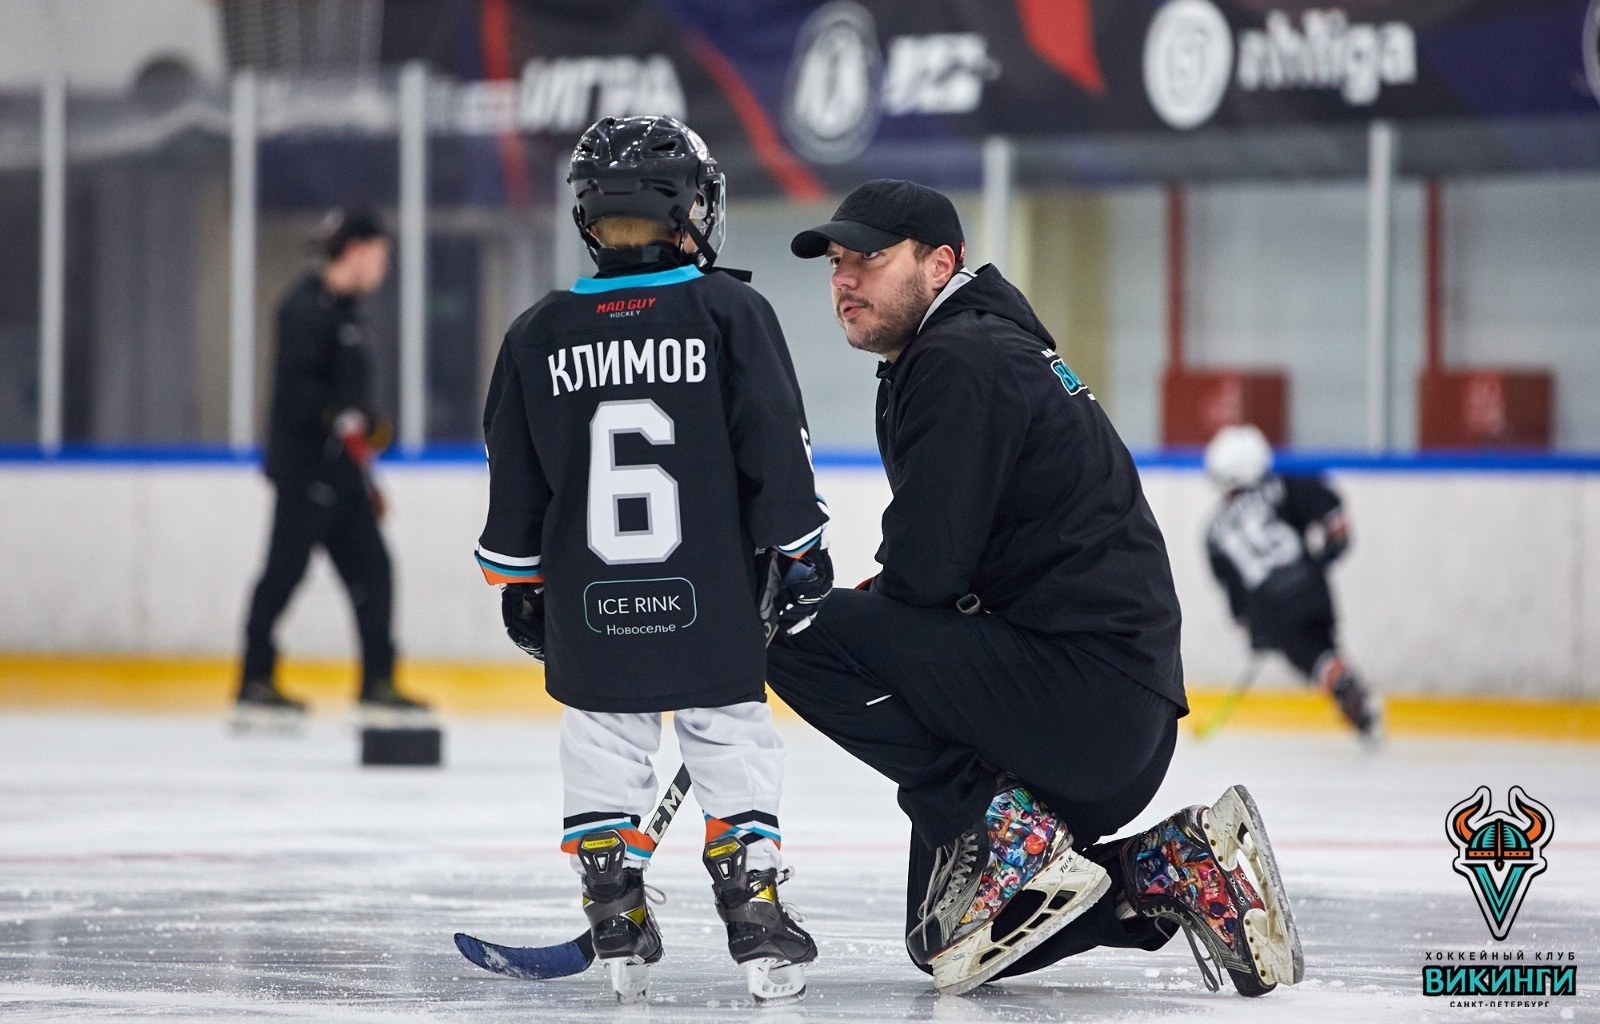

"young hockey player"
[1203,424,1383,738]
[475,115,832,1004]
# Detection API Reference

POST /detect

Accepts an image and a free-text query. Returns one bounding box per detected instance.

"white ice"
[2,712,1597,1023]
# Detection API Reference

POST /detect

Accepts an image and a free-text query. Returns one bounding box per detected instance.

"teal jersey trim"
[571,265,703,294]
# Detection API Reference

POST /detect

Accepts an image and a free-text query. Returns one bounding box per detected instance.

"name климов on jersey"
[549,337,708,396]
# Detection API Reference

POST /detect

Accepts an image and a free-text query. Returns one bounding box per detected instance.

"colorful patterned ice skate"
[1122,784,1303,996]
[910,786,1111,996]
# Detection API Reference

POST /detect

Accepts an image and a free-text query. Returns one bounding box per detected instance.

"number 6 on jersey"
[587,399,683,565]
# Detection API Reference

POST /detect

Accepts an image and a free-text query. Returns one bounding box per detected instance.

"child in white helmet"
[1203,424,1382,738]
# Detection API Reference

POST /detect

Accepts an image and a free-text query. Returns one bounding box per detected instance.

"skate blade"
[604,957,650,1004]
[932,842,1112,996]
[745,958,806,1004]
[1203,785,1304,987]
[228,706,307,735]
[352,705,436,731]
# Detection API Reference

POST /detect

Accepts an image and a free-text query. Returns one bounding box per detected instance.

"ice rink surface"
[1,711,1596,1023]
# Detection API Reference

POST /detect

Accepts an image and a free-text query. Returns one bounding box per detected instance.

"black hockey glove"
[500,583,545,662]
[1317,521,1350,566]
[758,547,834,645]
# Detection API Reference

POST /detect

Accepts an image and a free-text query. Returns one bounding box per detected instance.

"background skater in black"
[1203,423,1383,738]
[770,180,1305,997]
[476,116,831,1004]
[236,210,426,722]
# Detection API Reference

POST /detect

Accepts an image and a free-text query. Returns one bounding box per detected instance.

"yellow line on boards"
[1183,687,1600,742]
[1,654,1598,741]
[0,653,560,716]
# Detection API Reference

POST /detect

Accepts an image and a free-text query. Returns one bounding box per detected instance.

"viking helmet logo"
[1446,786,1553,941]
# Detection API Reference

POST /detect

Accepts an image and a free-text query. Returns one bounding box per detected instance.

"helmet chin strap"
[671,204,718,269]
[572,205,602,261]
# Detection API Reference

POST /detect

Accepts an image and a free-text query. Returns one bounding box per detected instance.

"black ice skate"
[908,785,1111,996]
[1330,674,1383,740]
[577,829,663,1004]
[229,678,307,733]
[703,834,817,1004]
[1120,784,1303,996]
[355,677,432,727]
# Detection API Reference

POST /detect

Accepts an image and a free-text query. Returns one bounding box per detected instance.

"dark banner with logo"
[380,0,1600,196]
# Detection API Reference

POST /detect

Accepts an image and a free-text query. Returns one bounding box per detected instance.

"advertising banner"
[383,0,1600,195]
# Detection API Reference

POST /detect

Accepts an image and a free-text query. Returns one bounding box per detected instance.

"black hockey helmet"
[568,115,726,268]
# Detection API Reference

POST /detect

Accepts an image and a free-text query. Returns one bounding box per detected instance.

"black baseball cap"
[791,179,966,262]
[318,208,387,258]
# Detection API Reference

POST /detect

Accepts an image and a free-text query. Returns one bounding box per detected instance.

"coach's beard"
[839,269,931,360]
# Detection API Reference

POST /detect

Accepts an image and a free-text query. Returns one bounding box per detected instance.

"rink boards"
[2,652,1599,743]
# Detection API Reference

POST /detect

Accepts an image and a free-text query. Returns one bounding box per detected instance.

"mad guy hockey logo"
[1446,786,1553,941]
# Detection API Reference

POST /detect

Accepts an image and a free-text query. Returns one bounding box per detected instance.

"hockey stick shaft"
[643,762,692,844]
[454,763,694,979]
[1193,652,1265,741]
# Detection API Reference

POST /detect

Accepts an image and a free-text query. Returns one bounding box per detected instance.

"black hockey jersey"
[1205,474,1347,638]
[476,258,826,713]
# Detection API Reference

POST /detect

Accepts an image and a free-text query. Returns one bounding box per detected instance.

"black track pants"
[766,588,1179,847]
[241,468,394,693]
[766,589,1181,973]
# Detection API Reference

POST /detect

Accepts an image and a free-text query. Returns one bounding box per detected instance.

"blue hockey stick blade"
[453,930,595,980]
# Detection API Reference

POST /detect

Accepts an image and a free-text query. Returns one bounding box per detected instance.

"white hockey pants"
[560,702,785,875]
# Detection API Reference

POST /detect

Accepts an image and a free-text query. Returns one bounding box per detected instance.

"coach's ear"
[925,243,957,290]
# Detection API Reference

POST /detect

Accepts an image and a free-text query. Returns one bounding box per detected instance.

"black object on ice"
[360,726,442,766]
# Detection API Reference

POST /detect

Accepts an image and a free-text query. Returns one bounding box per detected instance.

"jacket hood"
[920,264,1058,350]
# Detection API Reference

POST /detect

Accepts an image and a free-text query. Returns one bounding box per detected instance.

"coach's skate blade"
[360,726,442,766]
[745,957,806,1004]
[1202,785,1304,988]
[228,705,307,735]
[605,957,650,1004]
[931,841,1111,996]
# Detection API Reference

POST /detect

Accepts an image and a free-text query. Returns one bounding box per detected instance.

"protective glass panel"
[59,85,232,444]
[0,91,42,444]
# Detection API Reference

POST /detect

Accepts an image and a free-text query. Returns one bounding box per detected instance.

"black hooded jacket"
[872,265,1185,711]
[263,273,375,485]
